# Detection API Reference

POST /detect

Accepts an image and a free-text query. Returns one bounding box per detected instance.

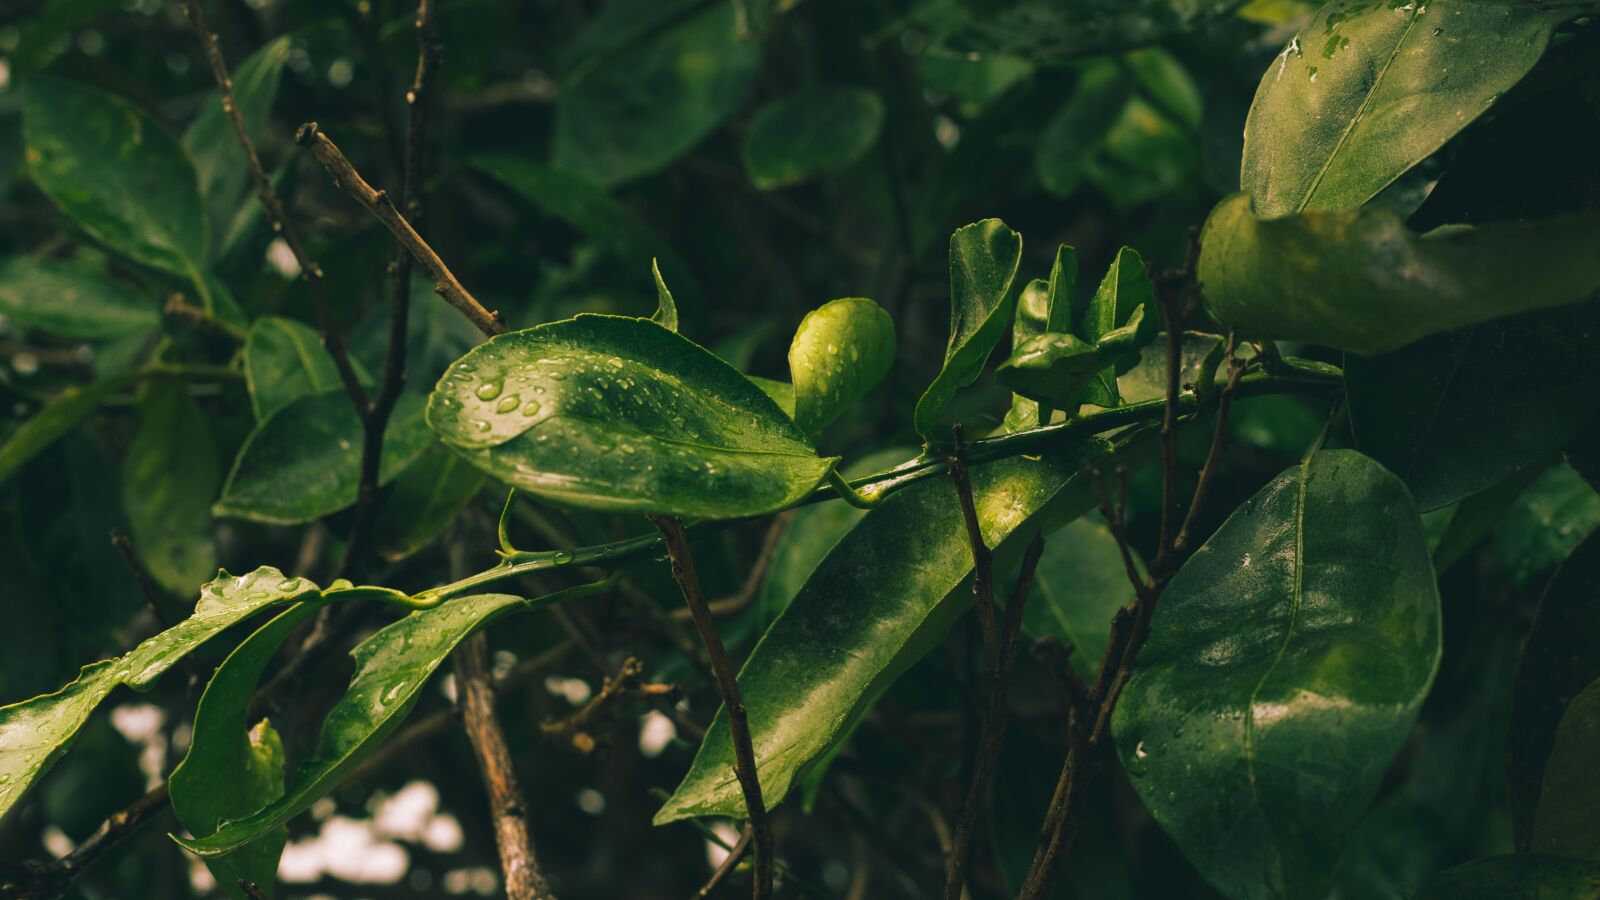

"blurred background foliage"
[0,0,1595,897]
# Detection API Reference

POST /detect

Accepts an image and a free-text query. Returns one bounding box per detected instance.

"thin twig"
[237,880,269,900]
[940,425,1046,900]
[0,786,170,899]
[294,122,507,338]
[1172,331,1244,559]
[179,0,367,410]
[540,656,680,757]
[453,632,557,900]
[108,529,168,626]
[696,824,754,899]
[649,515,774,900]
[671,511,793,621]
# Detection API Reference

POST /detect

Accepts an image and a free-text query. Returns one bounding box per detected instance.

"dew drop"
[476,381,503,401]
[496,394,521,414]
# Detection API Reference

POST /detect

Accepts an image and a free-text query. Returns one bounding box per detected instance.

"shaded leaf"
[1507,528,1600,848]
[1347,301,1600,509]
[214,391,433,525]
[184,35,290,237]
[914,219,1023,438]
[1023,516,1141,681]
[1491,462,1600,588]
[656,433,1139,823]
[0,257,158,340]
[244,316,352,421]
[122,379,220,597]
[1112,450,1441,900]
[553,3,759,187]
[788,297,895,437]
[1242,0,1577,219]
[371,444,486,563]
[426,315,834,519]
[1199,192,1600,355]
[0,373,136,488]
[1532,676,1600,861]
[651,258,679,332]
[938,0,1241,64]
[741,86,884,189]
[176,592,535,857]
[22,76,207,278]
[1412,855,1600,900]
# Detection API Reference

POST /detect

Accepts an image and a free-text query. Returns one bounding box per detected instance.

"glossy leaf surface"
[1347,301,1600,509]
[1112,450,1441,900]
[1412,855,1600,900]
[914,219,1023,438]
[177,593,531,857]
[427,315,834,519]
[244,317,353,421]
[22,76,207,277]
[1532,676,1600,861]
[553,3,758,187]
[788,297,895,437]
[170,605,314,898]
[0,568,319,821]
[1199,193,1600,355]
[1507,528,1600,848]
[122,380,219,597]
[0,258,158,340]
[1242,0,1572,218]
[741,86,884,189]
[656,435,1127,823]
[215,391,432,525]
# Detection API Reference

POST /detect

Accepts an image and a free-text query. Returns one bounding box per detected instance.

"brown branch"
[453,632,557,900]
[0,785,170,899]
[540,656,680,757]
[179,0,367,410]
[294,122,507,338]
[1172,331,1245,559]
[237,880,269,900]
[941,424,1046,900]
[108,529,168,626]
[649,514,774,900]
[670,511,792,621]
[696,824,754,899]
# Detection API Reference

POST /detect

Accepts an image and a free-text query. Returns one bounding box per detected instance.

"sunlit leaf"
[788,297,895,437]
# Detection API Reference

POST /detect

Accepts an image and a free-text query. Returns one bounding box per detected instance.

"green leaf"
[244,317,353,421]
[170,606,314,900]
[651,258,679,332]
[0,567,321,822]
[1023,516,1141,681]
[426,315,835,519]
[1491,462,1600,588]
[1412,856,1600,900]
[1112,450,1441,900]
[1347,301,1600,510]
[1241,0,1576,219]
[214,391,433,525]
[1035,60,1132,198]
[371,444,486,563]
[1432,463,1545,575]
[22,76,207,278]
[553,3,759,187]
[1003,247,1077,431]
[937,0,1240,64]
[995,332,1111,407]
[184,36,289,223]
[788,297,895,437]
[0,257,159,339]
[1507,528,1600,849]
[122,380,220,597]
[176,592,535,857]
[740,86,884,189]
[655,433,1138,823]
[1532,676,1600,861]
[0,374,137,488]
[1198,192,1600,356]
[914,219,1023,439]
[916,50,1034,116]
[472,153,700,309]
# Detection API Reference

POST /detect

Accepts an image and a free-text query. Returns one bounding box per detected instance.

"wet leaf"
[22,76,207,279]
[244,317,355,421]
[176,592,534,857]
[1199,192,1600,355]
[1112,450,1441,900]
[914,219,1023,438]
[0,568,320,821]
[122,379,220,597]
[656,433,1135,823]
[741,86,884,189]
[1242,0,1578,219]
[788,297,895,437]
[0,257,158,340]
[214,391,433,525]
[427,314,834,519]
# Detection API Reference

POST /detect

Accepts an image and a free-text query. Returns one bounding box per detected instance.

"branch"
[340,0,443,575]
[648,514,774,900]
[696,824,754,899]
[0,785,170,899]
[539,656,680,757]
[178,0,367,410]
[941,425,1046,900]
[453,632,557,900]
[293,122,507,338]
[670,511,792,621]
[1172,331,1245,559]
